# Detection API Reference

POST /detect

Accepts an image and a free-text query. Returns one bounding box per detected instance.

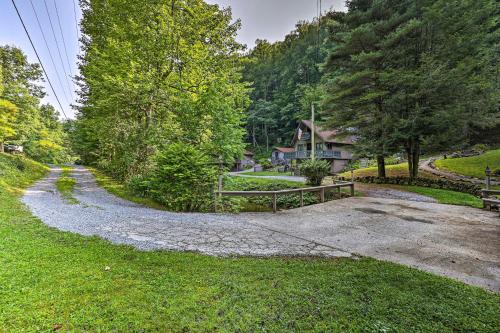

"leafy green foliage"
[224,176,315,211]
[0,46,71,162]
[74,0,247,183]
[322,0,499,178]
[299,159,330,186]
[140,143,218,212]
[242,15,336,149]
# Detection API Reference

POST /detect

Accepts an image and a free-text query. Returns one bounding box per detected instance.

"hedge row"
[348,176,483,196]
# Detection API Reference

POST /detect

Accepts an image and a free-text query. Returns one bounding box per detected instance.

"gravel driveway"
[22,166,349,257]
[23,166,500,292]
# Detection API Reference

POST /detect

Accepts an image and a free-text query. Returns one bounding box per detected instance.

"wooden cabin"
[284,120,354,173]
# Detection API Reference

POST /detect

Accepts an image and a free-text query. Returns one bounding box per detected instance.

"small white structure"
[271,147,295,165]
[233,150,255,171]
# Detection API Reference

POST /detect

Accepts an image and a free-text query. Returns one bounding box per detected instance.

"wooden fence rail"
[217,182,354,213]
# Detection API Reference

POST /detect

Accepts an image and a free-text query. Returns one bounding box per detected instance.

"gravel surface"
[420,158,499,185]
[22,166,500,291]
[22,166,350,257]
[355,183,438,203]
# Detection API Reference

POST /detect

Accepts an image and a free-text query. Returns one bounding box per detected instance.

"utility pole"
[311,103,315,160]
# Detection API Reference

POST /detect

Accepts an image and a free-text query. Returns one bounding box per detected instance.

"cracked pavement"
[22,166,500,292]
[22,166,350,258]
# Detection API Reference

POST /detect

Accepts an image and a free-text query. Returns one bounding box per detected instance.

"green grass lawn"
[435,149,500,178]
[240,170,294,177]
[88,167,167,210]
[1,153,500,331]
[382,185,483,208]
[339,162,438,179]
[55,165,79,204]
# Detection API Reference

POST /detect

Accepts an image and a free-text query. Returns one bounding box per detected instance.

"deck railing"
[284,150,343,159]
[217,182,354,213]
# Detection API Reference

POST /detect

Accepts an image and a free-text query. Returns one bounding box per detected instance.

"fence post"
[218,175,223,196]
[337,186,341,198]
[272,193,277,213]
[320,188,325,203]
[213,185,218,213]
[350,183,354,196]
[300,190,304,207]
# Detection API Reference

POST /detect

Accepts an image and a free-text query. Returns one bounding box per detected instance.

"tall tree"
[0,45,71,162]
[243,15,336,151]
[75,0,248,179]
[322,0,498,179]
[0,68,17,152]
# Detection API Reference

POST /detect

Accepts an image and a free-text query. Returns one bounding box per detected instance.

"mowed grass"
[339,162,437,179]
[1,154,500,331]
[88,167,166,210]
[384,185,483,208]
[55,165,79,204]
[435,149,500,178]
[240,170,293,177]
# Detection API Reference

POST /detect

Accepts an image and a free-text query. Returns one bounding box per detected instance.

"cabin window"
[316,143,323,151]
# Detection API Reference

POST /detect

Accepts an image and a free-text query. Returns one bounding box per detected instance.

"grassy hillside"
[435,149,500,178]
[0,153,49,194]
[1,154,499,331]
[339,162,437,179]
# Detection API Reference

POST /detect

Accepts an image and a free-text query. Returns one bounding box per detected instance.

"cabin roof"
[292,120,355,145]
[274,147,295,153]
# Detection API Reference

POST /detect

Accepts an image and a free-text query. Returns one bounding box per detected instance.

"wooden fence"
[217,182,354,213]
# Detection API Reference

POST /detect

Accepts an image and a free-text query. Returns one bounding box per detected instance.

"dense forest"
[0,45,71,163]
[243,0,499,177]
[242,14,336,151]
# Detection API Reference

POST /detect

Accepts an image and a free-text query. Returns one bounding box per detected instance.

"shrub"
[147,143,217,212]
[223,176,317,210]
[258,158,273,170]
[299,159,330,186]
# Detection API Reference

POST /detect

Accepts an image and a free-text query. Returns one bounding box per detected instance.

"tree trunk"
[0,142,4,153]
[264,123,269,151]
[406,137,420,180]
[412,139,420,179]
[252,124,257,147]
[376,155,386,178]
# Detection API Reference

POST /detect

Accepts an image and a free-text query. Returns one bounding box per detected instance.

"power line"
[10,0,69,119]
[28,0,71,107]
[53,0,74,78]
[72,0,81,47]
[42,0,74,101]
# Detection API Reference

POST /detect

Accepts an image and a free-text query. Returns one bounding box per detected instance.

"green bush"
[146,143,217,212]
[223,176,317,210]
[258,158,273,170]
[299,159,330,186]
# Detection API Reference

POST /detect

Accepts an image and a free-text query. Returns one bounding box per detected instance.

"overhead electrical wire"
[42,0,74,101]
[72,0,81,47]
[10,0,69,119]
[28,0,71,107]
[53,0,74,78]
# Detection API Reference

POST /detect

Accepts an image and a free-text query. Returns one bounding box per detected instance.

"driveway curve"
[23,166,500,292]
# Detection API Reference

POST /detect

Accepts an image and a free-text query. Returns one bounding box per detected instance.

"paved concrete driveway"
[245,198,500,292]
[23,167,500,292]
